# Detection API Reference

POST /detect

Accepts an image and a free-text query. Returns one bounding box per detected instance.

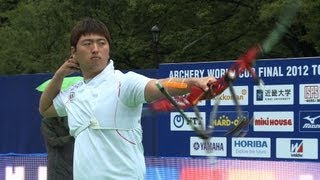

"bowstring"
[261,0,301,54]
[149,0,301,164]
[155,81,219,165]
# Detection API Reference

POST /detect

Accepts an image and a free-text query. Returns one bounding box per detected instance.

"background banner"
[157,57,320,162]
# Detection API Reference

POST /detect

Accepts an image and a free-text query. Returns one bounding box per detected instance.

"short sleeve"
[120,71,151,106]
[53,91,68,117]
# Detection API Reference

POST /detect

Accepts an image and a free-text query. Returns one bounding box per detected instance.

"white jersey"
[53,60,151,180]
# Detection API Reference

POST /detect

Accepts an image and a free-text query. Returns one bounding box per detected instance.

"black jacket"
[41,117,74,180]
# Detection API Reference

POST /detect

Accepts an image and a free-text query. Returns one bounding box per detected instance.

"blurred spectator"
[41,117,74,180]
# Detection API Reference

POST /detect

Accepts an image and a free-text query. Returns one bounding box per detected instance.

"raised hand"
[55,55,81,78]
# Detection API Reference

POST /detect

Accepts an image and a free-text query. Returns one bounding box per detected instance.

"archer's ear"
[70,46,76,55]
[70,47,78,62]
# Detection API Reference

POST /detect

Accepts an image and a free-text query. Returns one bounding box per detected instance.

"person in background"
[41,116,74,180]
[38,17,216,179]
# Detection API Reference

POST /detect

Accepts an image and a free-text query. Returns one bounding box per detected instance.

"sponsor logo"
[68,92,75,103]
[193,141,224,151]
[255,118,292,125]
[304,85,319,99]
[254,85,294,105]
[299,111,320,132]
[290,140,303,157]
[253,111,294,132]
[170,112,206,131]
[299,84,320,104]
[256,89,264,101]
[190,137,227,156]
[210,111,249,132]
[276,138,318,159]
[211,86,248,106]
[234,140,268,148]
[232,138,271,158]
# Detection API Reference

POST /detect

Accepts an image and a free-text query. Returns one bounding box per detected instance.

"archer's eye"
[83,42,91,46]
[98,40,107,46]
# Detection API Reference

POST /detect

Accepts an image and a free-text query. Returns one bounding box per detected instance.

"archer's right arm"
[39,56,80,118]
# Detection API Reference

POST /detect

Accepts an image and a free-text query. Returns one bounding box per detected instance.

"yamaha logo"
[193,142,200,150]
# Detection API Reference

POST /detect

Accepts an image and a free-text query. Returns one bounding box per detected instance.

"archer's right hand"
[55,55,80,77]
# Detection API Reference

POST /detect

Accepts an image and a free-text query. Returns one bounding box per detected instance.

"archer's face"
[73,34,110,79]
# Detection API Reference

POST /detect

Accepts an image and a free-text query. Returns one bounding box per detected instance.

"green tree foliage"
[0,0,75,74]
[0,0,318,75]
